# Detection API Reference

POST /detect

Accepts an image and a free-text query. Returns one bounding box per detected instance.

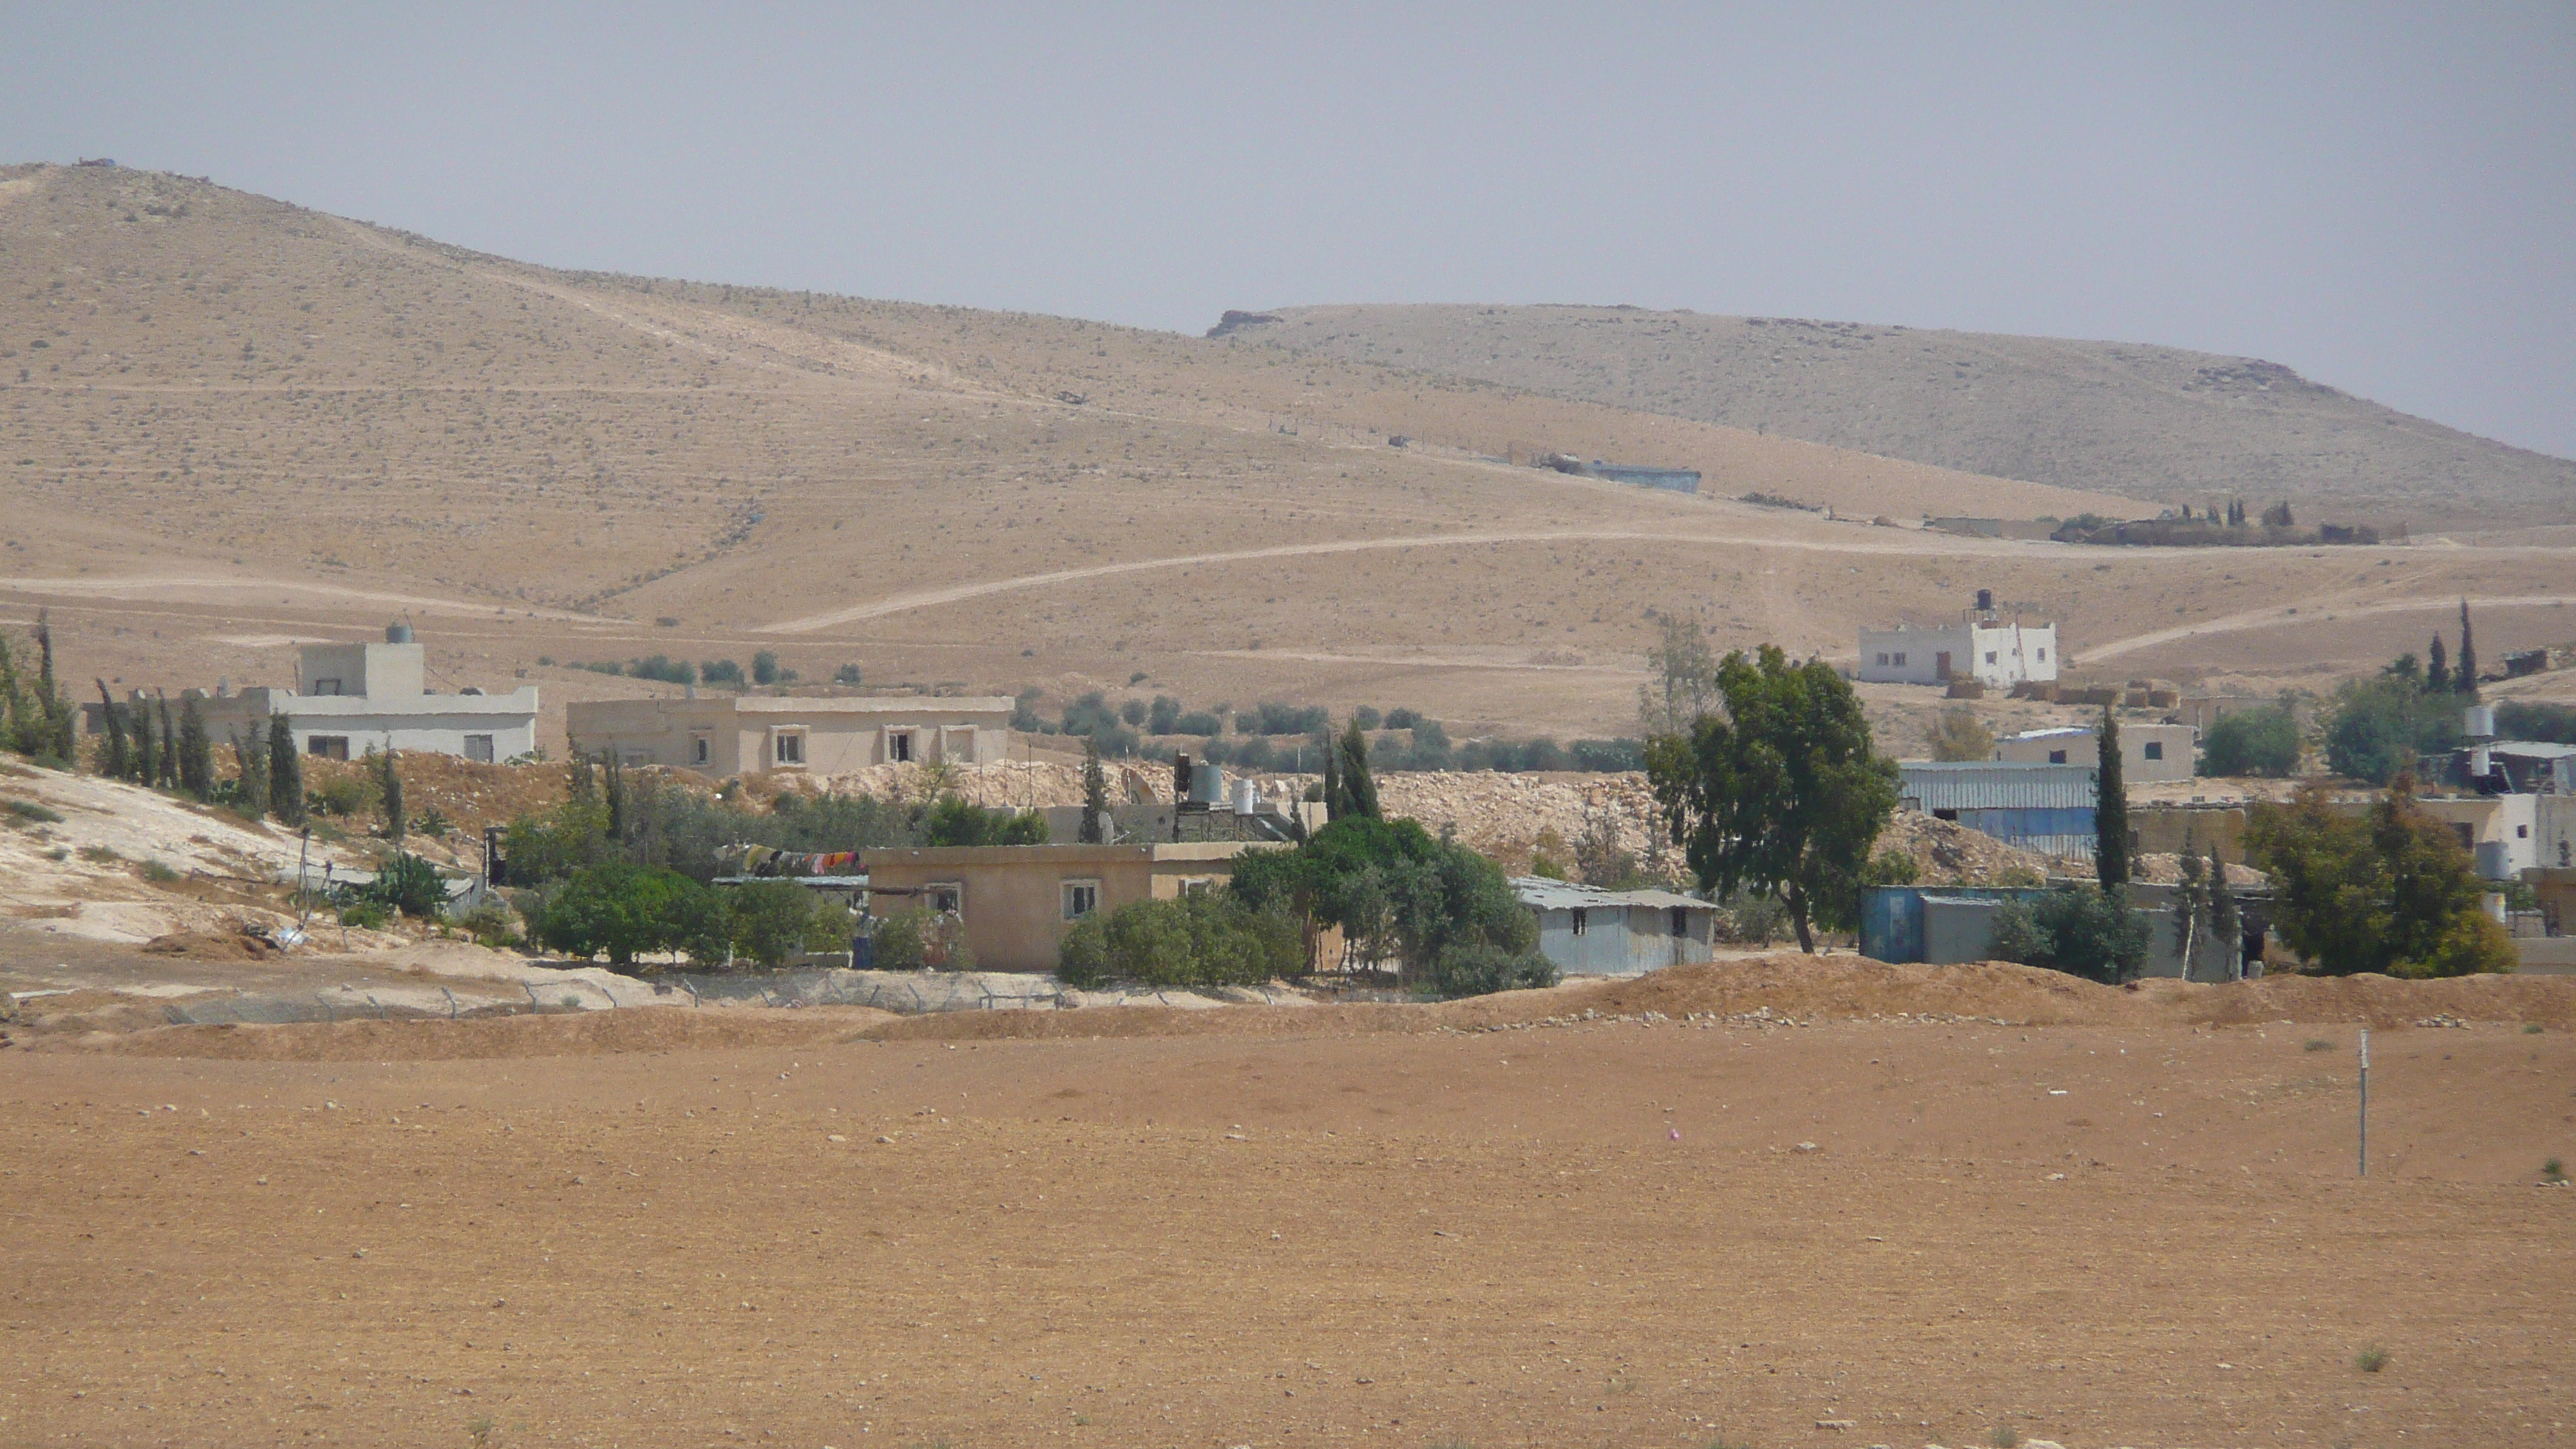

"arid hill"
[1225,303,2576,529]
[2,162,2571,748]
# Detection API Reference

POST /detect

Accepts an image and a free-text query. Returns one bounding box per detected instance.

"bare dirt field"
[7,959,2572,1448]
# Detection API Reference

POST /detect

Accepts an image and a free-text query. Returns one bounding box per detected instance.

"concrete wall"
[568,697,1012,775]
[297,642,424,699]
[861,843,1272,973]
[1996,723,2197,783]
[157,683,538,763]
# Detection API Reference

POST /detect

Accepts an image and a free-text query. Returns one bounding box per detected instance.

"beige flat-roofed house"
[863,842,1279,973]
[566,695,1012,774]
[1995,723,2198,783]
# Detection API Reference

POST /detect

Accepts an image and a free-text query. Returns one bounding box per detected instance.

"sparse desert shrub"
[139,858,180,883]
[78,843,119,863]
[5,797,63,824]
[834,663,862,686]
[308,773,374,817]
[453,901,521,949]
[2545,1157,2567,1183]
[2304,1037,2333,1051]
[2355,1345,2389,1373]
[337,899,392,930]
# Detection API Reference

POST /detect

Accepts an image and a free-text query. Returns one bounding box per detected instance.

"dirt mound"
[1875,809,2064,885]
[72,1002,895,1060]
[864,956,2576,1042]
[139,930,277,961]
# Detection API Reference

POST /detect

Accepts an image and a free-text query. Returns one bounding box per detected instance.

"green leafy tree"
[1644,644,1899,952]
[2201,706,2301,777]
[728,880,826,967]
[920,794,1048,846]
[2244,779,2513,977]
[1986,885,2152,983]
[2095,705,2130,887]
[131,690,156,785]
[1078,735,1108,844]
[751,649,783,686]
[2324,674,2460,783]
[1230,816,1534,981]
[266,713,305,826]
[1927,707,1995,762]
[1338,718,1380,820]
[539,862,727,967]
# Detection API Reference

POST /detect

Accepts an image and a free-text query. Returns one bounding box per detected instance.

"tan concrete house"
[566,695,1012,774]
[862,842,1280,972]
[1995,723,2198,783]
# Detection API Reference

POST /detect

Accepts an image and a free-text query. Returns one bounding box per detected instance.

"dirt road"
[6,961,2571,1447]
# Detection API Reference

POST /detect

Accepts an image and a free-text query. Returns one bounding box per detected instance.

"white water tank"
[1234,779,1258,815]
[2464,704,2496,740]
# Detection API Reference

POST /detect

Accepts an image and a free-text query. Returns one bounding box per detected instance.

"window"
[310,677,342,697]
[1892,653,1907,668]
[1933,808,1960,822]
[773,730,805,766]
[1570,908,1588,937]
[690,734,711,766]
[1061,880,1100,921]
[2142,742,2163,761]
[1985,651,1998,664]
[2036,648,2047,661]
[927,883,962,916]
[888,730,913,763]
[306,735,349,760]
[1670,906,1689,937]
[463,734,495,763]
[2516,824,2529,839]
[2048,749,2068,764]
[1875,653,1889,666]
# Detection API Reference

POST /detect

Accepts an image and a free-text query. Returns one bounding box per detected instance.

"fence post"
[2358,1027,2371,1178]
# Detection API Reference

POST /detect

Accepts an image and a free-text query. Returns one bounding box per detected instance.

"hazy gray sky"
[8,5,2571,457]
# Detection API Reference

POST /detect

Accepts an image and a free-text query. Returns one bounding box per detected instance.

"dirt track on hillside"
[8,959,2574,1446]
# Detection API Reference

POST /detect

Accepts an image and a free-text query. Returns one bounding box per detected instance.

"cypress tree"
[1320,728,1345,822]
[1338,718,1380,821]
[377,748,406,839]
[176,693,212,798]
[2426,634,2448,693]
[2095,703,2131,887]
[155,693,178,790]
[131,690,156,784]
[95,681,128,781]
[2453,598,2478,698]
[1077,735,1108,843]
[2208,841,2242,976]
[599,748,624,844]
[268,713,306,826]
[32,611,70,762]
[233,723,269,817]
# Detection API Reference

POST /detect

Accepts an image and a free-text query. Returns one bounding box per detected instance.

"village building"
[89,626,539,762]
[1856,592,2059,689]
[859,841,1278,973]
[1898,762,2098,858]
[1995,722,2197,783]
[566,694,1013,774]
[1511,877,1719,977]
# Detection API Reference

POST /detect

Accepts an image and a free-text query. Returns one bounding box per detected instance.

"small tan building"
[567,695,1012,774]
[862,842,1281,973]
[1995,722,2197,783]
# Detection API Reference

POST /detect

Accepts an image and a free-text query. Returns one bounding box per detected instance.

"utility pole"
[2358,1028,2371,1178]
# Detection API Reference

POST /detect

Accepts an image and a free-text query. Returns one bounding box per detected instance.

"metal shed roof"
[1899,762,2099,811]
[1509,877,1718,913]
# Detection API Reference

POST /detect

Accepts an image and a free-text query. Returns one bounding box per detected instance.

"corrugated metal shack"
[1512,877,1719,977]
[1861,882,2266,981]
[1899,762,2098,858]
[1584,463,1701,494]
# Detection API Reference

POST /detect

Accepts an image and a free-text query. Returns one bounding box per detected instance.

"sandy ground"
[4,958,2571,1447]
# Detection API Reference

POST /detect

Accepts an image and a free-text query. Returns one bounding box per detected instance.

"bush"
[308,773,374,817]
[337,900,392,930]
[699,658,746,687]
[1353,706,1382,731]
[1424,941,1557,999]
[728,880,827,967]
[834,663,863,686]
[5,798,63,824]
[750,650,783,686]
[1058,892,1306,988]
[1171,711,1223,737]
[2203,706,2301,777]
[1383,708,1421,731]
[1986,886,2152,984]
[920,795,1048,846]
[139,858,181,883]
[453,901,522,949]
[629,655,695,686]
[1861,849,1920,886]
[869,906,930,971]
[540,862,727,966]
[351,851,447,919]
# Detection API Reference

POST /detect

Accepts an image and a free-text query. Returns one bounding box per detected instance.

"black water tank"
[1975,588,1993,612]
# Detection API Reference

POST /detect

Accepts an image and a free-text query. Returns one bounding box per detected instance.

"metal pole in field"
[2358,1027,2371,1178]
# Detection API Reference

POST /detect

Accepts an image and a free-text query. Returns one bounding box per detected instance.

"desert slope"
[2,162,2570,745]
[1228,303,2576,528]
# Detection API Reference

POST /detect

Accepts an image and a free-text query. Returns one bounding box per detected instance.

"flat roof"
[1510,876,1715,913]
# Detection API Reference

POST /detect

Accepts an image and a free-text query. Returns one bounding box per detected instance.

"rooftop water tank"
[1190,760,1226,805]
[1234,779,1258,815]
[385,622,415,644]
[2464,704,2496,740]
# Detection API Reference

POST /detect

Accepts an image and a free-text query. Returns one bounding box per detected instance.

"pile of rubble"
[1874,808,2067,886]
